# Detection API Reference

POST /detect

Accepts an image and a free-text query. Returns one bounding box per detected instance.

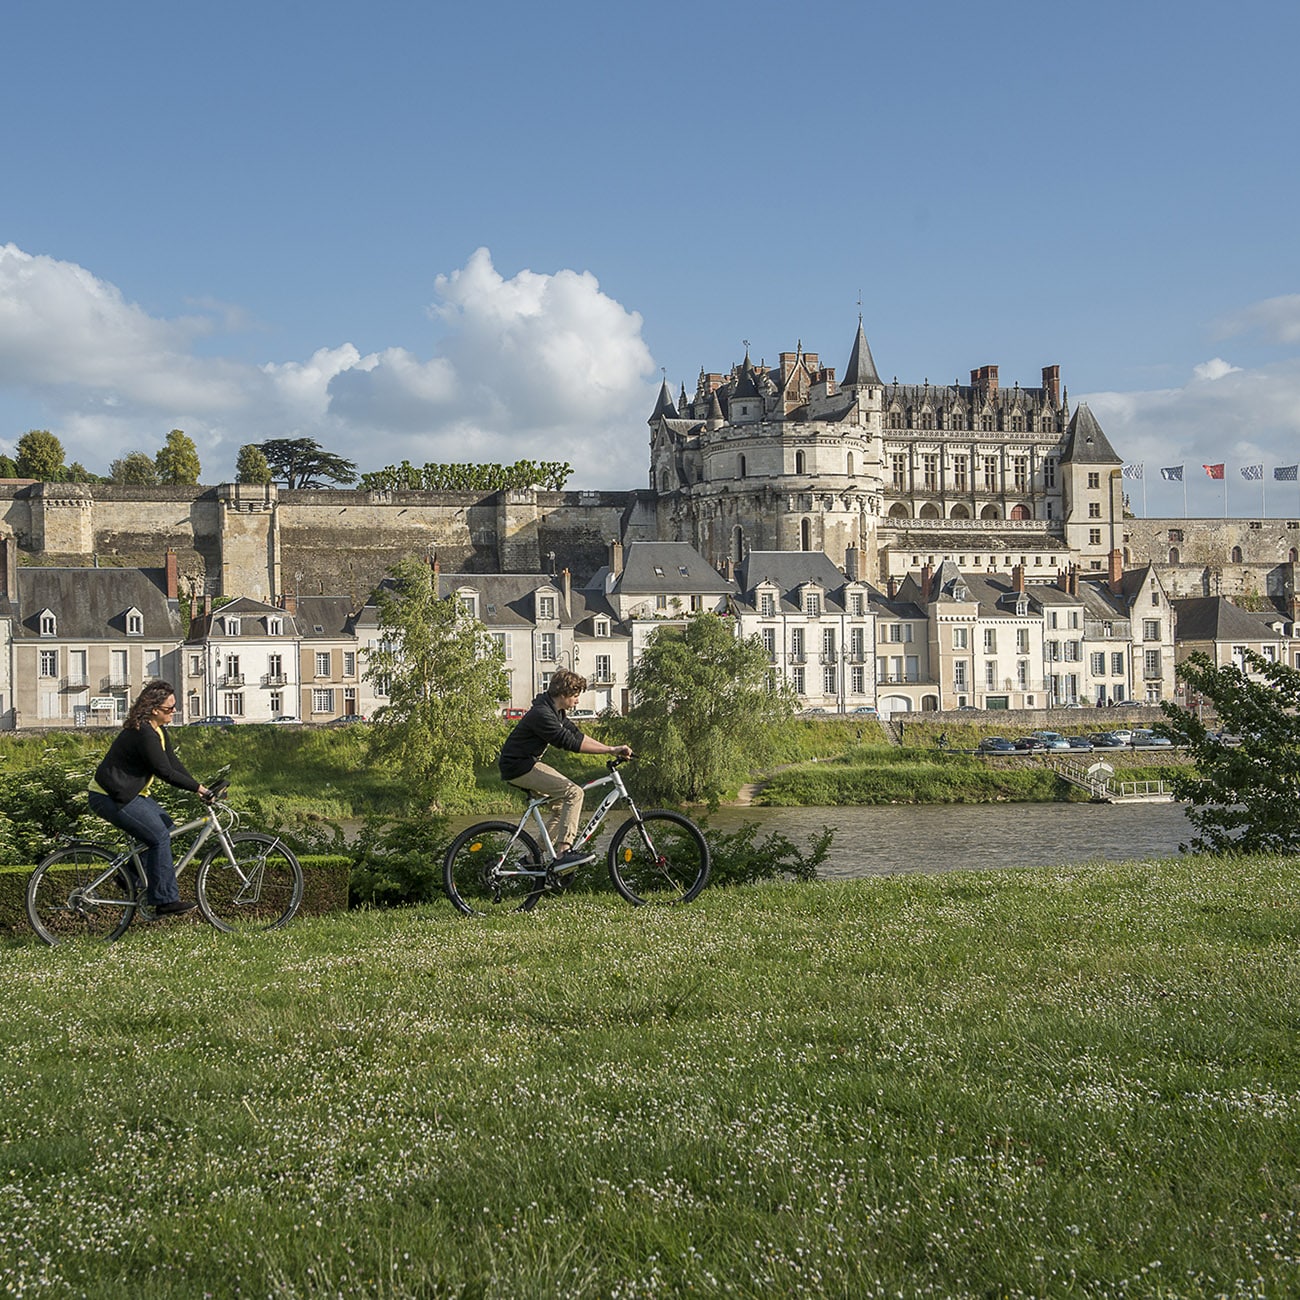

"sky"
[3,0,1299,517]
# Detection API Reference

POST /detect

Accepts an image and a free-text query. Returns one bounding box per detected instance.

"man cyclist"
[498,669,632,870]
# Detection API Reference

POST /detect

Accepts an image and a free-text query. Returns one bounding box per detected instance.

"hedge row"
[0,855,352,938]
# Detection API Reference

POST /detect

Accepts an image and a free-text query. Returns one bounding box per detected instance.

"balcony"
[220,674,245,688]
[60,674,90,690]
[102,675,131,690]
[262,674,288,687]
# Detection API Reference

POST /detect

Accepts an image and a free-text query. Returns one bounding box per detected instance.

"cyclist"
[86,680,212,918]
[498,669,632,869]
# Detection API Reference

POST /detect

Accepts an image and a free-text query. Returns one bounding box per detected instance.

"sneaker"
[551,848,595,872]
[153,899,198,917]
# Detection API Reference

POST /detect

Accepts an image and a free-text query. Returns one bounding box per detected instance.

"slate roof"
[603,542,733,597]
[735,550,855,602]
[294,595,362,638]
[188,595,297,641]
[842,318,882,388]
[1058,403,1122,465]
[1172,596,1284,642]
[14,567,181,640]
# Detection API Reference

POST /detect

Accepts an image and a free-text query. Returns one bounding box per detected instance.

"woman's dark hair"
[125,680,177,730]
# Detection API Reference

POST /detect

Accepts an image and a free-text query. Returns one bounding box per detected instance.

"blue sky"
[3,0,1299,517]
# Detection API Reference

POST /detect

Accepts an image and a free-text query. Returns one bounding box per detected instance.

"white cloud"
[1217,294,1300,346]
[1192,357,1242,381]
[0,244,658,486]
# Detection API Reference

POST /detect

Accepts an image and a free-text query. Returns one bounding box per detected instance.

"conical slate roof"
[842,318,882,388]
[1059,403,1121,464]
[650,379,679,421]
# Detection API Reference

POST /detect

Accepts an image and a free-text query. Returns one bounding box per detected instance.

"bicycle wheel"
[607,811,710,905]
[196,832,304,934]
[26,844,138,946]
[444,821,544,916]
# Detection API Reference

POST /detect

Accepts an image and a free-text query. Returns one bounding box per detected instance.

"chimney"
[561,567,571,613]
[1012,563,1025,594]
[190,595,198,621]
[971,364,999,397]
[844,546,861,582]
[1069,565,1079,597]
[1109,548,1124,595]
[609,539,624,576]
[920,563,933,600]
[281,592,297,615]
[164,548,179,600]
[1042,364,1061,407]
[0,536,13,602]
[202,594,212,617]
[887,576,899,600]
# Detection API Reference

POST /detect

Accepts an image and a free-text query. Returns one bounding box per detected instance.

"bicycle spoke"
[444,822,544,916]
[197,833,303,934]
[26,846,138,946]
[607,811,710,906]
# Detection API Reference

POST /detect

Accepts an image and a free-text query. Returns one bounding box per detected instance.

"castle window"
[846,452,854,476]
[1044,459,1056,488]
[1231,546,1243,563]
[1087,473,1101,489]
[983,457,998,491]
[795,451,806,474]
[800,518,813,550]
[980,415,994,431]
[1089,529,1102,545]
[952,456,968,491]
[738,454,746,478]
[889,412,903,430]
[1010,414,1024,432]
[919,412,934,430]
[923,454,938,491]
[892,454,907,490]
[1169,547,1180,564]
[1089,502,1102,518]
[1013,457,1028,492]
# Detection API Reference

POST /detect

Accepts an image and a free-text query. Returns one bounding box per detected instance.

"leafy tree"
[65,462,100,483]
[0,454,18,478]
[15,430,65,481]
[358,459,573,492]
[1160,650,1300,853]
[155,429,201,485]
[110,451,160,485]
[236,443,272,485]
[259,437,357,488]
[617,612,797,806]
[363,556,508,810]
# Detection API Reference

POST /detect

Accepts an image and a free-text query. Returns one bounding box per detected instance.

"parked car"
[1110,699,1145,709]
[324,714,367,727]
[1014,736,1048,752]
[568,709,598,720]
[1090,732,1128,748]
[1030,730,1072,750]
[502,708,526,720]
[1131,729,1173,748]
[850,706,879,716]
[270,715,301,725]
[1208,730,1243,746]
[189,715,236,727]
[976,736,1017,754]
[1066,736,1094,752]
[1109,728,1134,744]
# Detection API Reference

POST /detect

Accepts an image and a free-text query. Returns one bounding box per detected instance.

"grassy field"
[2,853,1297,1297]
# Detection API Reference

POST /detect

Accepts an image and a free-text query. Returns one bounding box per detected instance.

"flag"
[1160,465,1184,482]
[1203,463,1225,480]
[1241,464,1263,481]
[1122,463,1144,480]
[1275,465,1299,482]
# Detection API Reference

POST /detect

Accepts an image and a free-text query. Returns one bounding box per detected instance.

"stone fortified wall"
[0,482,654,602]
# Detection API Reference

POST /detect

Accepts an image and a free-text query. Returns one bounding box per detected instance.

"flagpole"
[1142,469,1147,518]
[1183,473,1187,519]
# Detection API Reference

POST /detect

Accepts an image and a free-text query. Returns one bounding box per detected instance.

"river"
[688,801,1193,879]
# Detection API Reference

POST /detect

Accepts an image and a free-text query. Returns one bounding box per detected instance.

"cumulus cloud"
[1083,352,1300,515]
[0,244,658,486]
[1216,294,1300,346]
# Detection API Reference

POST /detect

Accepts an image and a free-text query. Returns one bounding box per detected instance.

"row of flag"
[1122,463,1299,482]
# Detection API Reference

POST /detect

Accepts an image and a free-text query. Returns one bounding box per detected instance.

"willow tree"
[363,557,508,810]
[620,612,796,806]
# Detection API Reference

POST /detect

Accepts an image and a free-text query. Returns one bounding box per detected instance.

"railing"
[262,673,288,686]
[61,674,90,689]
[221,674,245,688]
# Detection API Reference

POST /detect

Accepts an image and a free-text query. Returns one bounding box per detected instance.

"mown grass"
[2,854,1297,1297]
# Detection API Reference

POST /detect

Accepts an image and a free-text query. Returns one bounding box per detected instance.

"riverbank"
[5,854,1297,1295]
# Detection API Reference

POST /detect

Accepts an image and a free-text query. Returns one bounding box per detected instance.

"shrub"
[701,821,834,886]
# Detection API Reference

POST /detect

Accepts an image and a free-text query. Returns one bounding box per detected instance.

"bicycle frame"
[508,763,639,880]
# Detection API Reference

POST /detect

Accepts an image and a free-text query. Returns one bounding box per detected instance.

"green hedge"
[0,854,351,937]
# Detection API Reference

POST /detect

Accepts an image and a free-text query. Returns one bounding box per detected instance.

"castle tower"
[1058,404,1124,572]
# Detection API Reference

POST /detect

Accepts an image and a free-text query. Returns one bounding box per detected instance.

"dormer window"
[267,617,283,636]
[39,609,56,637]
[759,591,776,617]
[594,619,610,638]
[126,609,143,636]
[457,592,478,619]
[225,617,241,636]
[537,595,556,621]
[804,592,821,616]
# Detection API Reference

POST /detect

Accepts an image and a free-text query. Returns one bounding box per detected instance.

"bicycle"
[443,758,709,914]
[25,775,304,946]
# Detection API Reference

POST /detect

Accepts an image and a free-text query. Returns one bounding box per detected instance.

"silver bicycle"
[443,758,709,914]
[25,776,304,946]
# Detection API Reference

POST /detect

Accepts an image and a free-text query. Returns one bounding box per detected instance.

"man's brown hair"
[547,669,587,698]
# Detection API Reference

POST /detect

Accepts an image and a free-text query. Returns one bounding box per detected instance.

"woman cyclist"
[86,680,211,917]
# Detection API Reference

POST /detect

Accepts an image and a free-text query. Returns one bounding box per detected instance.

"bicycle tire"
[444,821,544,916]
[607,811,710,905]
[26,843,138,947]
[196,832,304,934]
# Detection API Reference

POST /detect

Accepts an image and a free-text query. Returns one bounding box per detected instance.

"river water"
[692,801,1194,879]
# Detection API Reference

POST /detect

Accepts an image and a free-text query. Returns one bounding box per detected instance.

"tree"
[363,556,508,810]
[258,438,357,488]
[618,612,797,805]
[110,451,160,485]
[155,429,201,485]
[65,462,100,483]
[236,444,272,485]
[1160,650,1300,853]
[0,454,18,478]
[15,430,65,481]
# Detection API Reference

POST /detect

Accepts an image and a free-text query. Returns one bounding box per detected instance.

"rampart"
[0,482,655,601]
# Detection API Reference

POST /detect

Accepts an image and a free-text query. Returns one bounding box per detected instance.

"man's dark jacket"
[498,693,585,780]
